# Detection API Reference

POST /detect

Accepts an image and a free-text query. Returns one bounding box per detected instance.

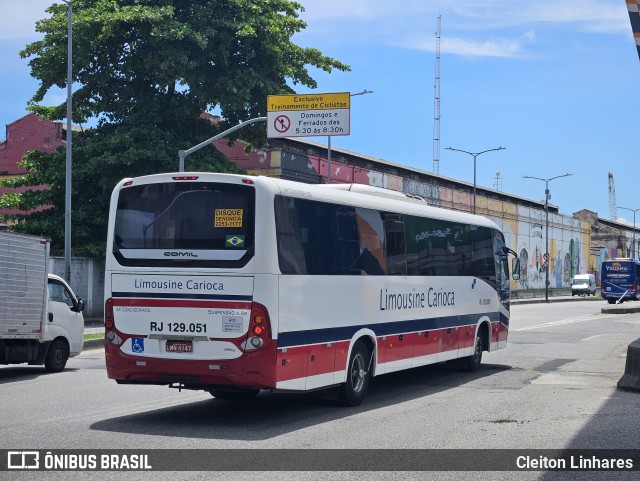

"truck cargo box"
[0,231,49,339]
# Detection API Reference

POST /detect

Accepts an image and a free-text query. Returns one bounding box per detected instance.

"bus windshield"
[113,181,255,266]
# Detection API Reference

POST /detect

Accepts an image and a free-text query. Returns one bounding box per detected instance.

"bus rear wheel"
[339,340,371,407]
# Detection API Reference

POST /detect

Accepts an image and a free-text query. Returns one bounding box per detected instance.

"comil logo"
[7,451,39,469]
[163,251,198,257]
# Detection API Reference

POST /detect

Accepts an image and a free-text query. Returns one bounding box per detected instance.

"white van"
[571,274,597,296]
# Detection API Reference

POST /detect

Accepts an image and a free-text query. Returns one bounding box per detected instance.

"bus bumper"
[105,341,277,389]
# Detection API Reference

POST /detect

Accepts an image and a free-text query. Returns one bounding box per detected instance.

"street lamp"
[62,0,74,283]
[327,90,373,184]
[617,206,640,258]
[178,116,267,171]
[445,146,505,214]
[523,173,572,303]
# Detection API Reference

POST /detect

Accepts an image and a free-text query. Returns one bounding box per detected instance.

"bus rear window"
[113,182,255,266]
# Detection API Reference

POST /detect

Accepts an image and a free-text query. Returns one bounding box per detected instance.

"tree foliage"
[1,0,349,257]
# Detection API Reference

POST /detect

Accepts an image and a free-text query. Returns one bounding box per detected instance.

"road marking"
[514,315,610,331]
[580,334,605,342]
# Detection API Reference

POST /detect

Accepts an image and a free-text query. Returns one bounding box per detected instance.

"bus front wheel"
[339,341,371,407]
[463,329,483,372]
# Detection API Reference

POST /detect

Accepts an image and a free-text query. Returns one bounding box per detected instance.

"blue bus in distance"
[601,258,640,304]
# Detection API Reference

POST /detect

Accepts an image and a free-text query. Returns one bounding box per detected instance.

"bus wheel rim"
[350,353,366,392]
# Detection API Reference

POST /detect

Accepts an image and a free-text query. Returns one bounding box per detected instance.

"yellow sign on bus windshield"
[214,209,243,228]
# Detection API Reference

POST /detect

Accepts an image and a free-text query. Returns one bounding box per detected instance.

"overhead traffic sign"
[266,92,350,138]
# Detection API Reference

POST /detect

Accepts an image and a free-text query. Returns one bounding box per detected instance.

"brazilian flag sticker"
[226,235,245,248]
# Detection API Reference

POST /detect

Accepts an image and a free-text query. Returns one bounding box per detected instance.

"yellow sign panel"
[214,209,243,228]
[268,92,350,112]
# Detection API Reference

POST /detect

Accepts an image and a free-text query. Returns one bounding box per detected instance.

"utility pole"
[445,146,505,214]
[327,90,373,183]
[618,206,640,258]
[62,0,74,283]
[523,173,572,302]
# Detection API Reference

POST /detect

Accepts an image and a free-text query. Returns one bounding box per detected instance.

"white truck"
[0,231,85,371]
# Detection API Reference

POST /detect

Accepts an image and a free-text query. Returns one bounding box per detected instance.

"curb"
[510,297,601,306]
[601,305,640,314]
[617,337,640,393]
[83,339,104,350]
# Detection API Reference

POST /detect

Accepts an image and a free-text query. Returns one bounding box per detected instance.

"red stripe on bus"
[112,298,252,309]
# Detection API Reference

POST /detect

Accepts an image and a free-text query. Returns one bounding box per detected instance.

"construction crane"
[609,172,617,221]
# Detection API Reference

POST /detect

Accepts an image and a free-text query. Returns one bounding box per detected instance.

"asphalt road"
[2,299,640,480]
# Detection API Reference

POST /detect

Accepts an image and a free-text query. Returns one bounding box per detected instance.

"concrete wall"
[49,257,104,320]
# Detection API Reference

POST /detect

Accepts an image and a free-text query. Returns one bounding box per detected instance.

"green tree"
[1,0,349,257]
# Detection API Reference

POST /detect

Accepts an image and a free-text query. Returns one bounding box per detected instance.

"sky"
[1,1,639,224]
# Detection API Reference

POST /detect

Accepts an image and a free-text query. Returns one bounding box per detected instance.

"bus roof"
[114,172,501,231]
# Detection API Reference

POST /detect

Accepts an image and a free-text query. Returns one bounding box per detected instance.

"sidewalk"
[510,295,597,305]
[510,293,640,314]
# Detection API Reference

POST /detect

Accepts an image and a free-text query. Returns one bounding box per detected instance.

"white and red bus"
[104,173,517,405]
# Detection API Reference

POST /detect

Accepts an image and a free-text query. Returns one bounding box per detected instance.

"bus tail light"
[242,302,271,351]
[105,298,114,330]
[104,298,122,346]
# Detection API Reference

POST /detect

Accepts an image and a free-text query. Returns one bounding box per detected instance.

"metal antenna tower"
[433,15,441,174]
[608,172,617,221]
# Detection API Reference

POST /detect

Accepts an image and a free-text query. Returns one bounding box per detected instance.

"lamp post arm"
[178,116,267,171]
[446,146,505,157]
[523,173,571,183]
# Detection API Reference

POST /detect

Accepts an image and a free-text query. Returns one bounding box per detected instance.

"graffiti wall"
[513,207,589,289]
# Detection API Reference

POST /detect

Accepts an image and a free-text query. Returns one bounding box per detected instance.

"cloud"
[395,33,525,58]
[297,0,630,47]
[443,37,523,58]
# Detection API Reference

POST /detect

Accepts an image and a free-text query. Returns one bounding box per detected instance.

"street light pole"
[445,146,505,214]
[62,0,73,283]
[523,173,572,303]
[327,90,373,184]
[617,206,640,258]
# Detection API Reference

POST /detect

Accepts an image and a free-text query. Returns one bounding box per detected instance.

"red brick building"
[0,114,67,225]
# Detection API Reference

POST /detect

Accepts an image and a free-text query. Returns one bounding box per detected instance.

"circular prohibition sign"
[274,115,291,133]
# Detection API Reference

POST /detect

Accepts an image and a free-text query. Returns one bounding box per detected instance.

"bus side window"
[353,208,387,275]
[383,213,406,275]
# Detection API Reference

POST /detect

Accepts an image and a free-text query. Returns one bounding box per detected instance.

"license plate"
[166,340,193,353]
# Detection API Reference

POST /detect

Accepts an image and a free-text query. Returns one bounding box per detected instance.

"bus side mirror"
[511,258,521,281]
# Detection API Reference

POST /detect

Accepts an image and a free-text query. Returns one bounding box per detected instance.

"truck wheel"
[339,341,371,407]
[45,339,69,372]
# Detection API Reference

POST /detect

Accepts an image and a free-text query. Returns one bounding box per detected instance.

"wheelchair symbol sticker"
[131,338,145,353]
